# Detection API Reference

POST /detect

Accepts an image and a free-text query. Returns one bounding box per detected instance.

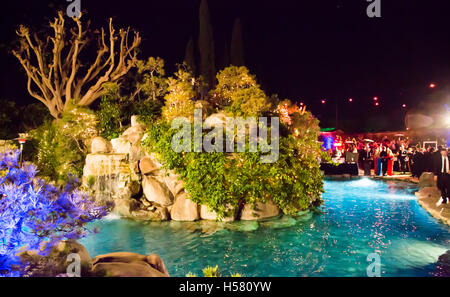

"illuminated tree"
[161,68,197,122]
[136,57,167,101]
[12,11,141,118]
[212,66,271,117]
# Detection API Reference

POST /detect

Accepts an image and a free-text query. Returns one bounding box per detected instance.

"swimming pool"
[80,178,450,276]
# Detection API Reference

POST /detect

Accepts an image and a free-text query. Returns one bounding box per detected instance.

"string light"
[348,98,353,102]
[429,83,436,88]
[321,99,326,104]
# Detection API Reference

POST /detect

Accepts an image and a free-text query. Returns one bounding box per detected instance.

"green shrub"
[142,110,324,219]
[31,105,98,182]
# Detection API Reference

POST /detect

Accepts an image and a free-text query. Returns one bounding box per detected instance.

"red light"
[373,97,378,101]
[321,100,326,104]
[430,83,436,88]
[349,98,353,102]
[375,102,379,106]
[300,102,304,106]
[402,104,406,108]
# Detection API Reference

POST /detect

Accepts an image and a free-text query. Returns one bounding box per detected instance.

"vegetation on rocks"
[143,66,325,220]
[30,104,98,182]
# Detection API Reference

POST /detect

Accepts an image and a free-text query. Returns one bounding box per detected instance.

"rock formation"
[19,240,169,277]
[415,186,450,225]
[82,115,281,222]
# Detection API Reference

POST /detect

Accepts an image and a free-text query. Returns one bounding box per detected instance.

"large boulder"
[122,125,146,145]
[204,112,227,128]
[435,250,450,277]
[139,156,159,175]
[415,186,441,200]
[415,186,450,225]
[18,240,93,277]
[92,252,169,277]
[419,172,436,188]
[200,204,235,222]
[91,137,112,154]
[170,193,199,221]
[142,176,174,206]
[162,170,185,197]
[111,138,132,154]
[83,153,128,177]
[240,200,280,221]
[130,115,140,127]
[131,205,170,221]
[114,198,141,217]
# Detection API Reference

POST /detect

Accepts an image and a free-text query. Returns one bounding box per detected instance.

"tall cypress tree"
[220,41,230,70]
[184,36,196,75]
[198,0,216,88]
[230,18,245,66]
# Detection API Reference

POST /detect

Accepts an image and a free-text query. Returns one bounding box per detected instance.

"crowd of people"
[325,135,446,178]
[324,135,449,205]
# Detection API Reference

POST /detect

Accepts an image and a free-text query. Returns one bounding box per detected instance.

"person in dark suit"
[379,145,389,176]
[434,148,449,206]
[361,143,373,176]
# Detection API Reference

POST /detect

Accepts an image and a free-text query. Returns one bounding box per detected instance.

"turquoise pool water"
[80,178,450,276]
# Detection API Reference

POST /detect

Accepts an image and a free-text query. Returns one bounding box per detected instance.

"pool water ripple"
[80,178,450,276]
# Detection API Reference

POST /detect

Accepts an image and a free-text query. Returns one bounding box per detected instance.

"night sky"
[1,0,450,131]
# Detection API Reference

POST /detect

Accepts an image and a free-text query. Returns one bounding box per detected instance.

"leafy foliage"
[144,67,324,220]
[30,104,98,182]
[136,57,167,101]
[161,69,197,121]
[0,150,107,276]
[143,108,324,219]
[96,83,123,140]
[212,66,271,117]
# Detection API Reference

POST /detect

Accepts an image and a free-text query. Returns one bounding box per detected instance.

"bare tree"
[12,11,141,118]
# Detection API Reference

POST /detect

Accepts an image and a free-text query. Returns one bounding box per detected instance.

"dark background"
[1,0,450,131]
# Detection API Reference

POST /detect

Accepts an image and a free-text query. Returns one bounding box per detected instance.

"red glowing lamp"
[429,83,436,88]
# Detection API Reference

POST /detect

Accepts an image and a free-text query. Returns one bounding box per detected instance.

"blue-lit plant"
[0,149,107,276]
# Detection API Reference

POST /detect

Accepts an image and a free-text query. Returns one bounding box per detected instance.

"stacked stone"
[83,115,280,222]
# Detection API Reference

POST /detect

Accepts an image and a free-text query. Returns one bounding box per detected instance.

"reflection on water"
[80,178,450,276]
